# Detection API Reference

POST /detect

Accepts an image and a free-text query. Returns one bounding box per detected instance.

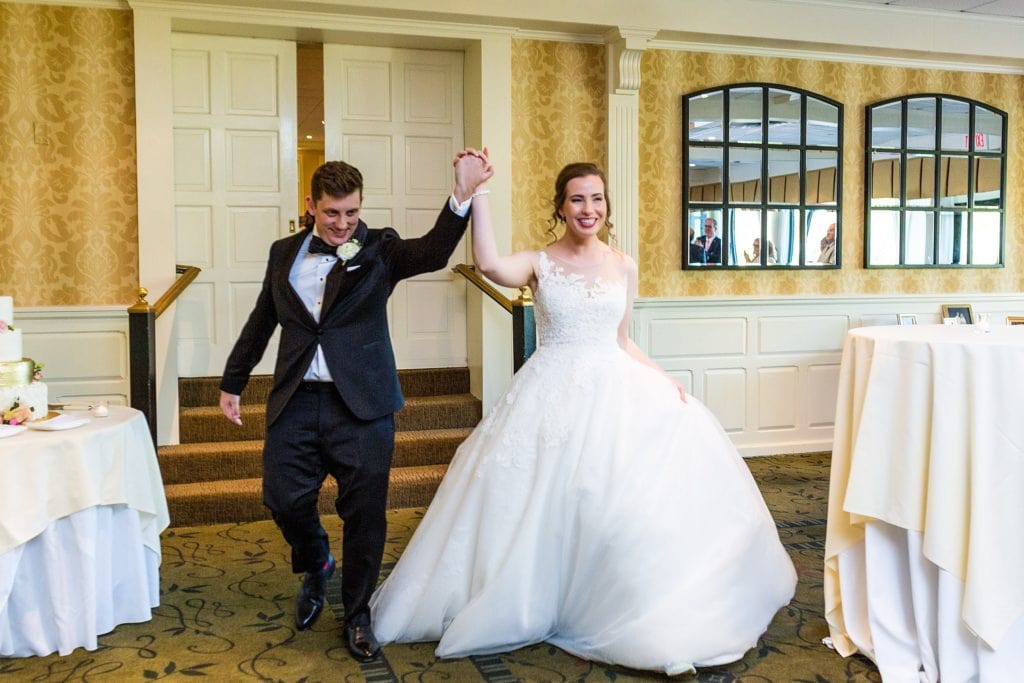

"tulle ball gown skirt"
[370,344,797,676]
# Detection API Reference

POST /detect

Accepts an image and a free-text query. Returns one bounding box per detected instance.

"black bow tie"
[308,234,337,257]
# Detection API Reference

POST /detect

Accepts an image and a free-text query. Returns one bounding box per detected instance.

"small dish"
[0,424,28,438]
[26,414,91,431]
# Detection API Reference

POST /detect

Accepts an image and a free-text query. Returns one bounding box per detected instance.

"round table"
[0,406,170,657]
[824,324,1024,682]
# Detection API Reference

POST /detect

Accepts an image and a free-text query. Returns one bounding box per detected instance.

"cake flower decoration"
[2,400,32,425]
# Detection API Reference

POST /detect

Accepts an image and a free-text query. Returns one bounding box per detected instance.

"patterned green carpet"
[1,453,881,682]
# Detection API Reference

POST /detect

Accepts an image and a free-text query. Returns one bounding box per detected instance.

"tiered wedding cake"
[0,296,48,422]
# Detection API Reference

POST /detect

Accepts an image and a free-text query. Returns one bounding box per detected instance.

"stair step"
[167,367,475,526]
[158,428,472,484]
[164,464,449,526]
[159,439,263,483]
[179,368,471,407]
[179,394,481,444]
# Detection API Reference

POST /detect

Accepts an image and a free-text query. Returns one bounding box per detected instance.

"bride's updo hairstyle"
[547,162,614,243]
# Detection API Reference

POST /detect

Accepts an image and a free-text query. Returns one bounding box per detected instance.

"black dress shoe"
[345,618,381,662]
[295,554,335,630]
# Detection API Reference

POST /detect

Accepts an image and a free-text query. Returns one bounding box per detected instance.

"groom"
[219,152,491,661]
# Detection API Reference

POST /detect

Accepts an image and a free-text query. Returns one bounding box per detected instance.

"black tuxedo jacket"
[697,235,721,264]
[220,202,469,426]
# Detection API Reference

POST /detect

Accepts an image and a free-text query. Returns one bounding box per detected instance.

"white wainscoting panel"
[758,365,799,430]
[758,315,849,354]
[807,363,842,428]
[705,367,747,432]
[632,292,1024,456]
[648,317,746,357]
[15,307,130,407]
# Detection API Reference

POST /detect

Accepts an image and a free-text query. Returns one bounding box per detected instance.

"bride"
[369,155,797,676]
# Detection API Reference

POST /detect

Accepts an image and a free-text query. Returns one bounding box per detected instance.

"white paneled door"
[172,34,297,377]
[324,45,467,369]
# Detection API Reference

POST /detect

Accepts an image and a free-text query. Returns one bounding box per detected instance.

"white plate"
[0,424,28,438]
[26,414,91,431]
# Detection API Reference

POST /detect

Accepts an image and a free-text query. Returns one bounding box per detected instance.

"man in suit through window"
[698,217,722,264]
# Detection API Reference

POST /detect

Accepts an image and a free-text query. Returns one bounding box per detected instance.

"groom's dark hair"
[312,161,364,201]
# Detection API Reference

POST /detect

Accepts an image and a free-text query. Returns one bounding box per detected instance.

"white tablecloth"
[0,407,170,656]
[824,324,1024,680]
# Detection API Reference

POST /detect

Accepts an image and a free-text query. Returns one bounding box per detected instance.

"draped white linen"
[0,407,169,657]
[825,324,1024,680]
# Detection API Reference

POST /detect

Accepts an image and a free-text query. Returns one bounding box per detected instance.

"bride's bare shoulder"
[607,247,636,273]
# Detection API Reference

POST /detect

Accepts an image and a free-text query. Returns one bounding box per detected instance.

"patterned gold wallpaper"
[637,50,1024,298]
[511,39,607,251]
[3,18,1020,306]
[0,4,137,307]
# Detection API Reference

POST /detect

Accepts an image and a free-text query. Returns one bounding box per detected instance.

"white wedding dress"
[369,250,797,675]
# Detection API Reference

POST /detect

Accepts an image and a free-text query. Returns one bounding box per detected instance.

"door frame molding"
[130,1,514,444]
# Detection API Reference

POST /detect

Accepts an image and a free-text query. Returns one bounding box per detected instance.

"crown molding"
[128,0,516,44]
[512,28,603,44]
[647,38,1024,75]
[1,0,128,8]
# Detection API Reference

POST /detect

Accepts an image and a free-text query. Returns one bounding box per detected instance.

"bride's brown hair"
[547,162,615,243]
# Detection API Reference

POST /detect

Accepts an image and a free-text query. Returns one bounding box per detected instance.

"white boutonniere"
[337,239,361,264]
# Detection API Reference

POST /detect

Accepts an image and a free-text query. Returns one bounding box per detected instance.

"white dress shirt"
[291,193,473,382]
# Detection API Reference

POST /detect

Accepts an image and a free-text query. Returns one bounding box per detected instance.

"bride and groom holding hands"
[218,148,796,675]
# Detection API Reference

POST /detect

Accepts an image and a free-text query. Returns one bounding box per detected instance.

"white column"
[132,7,180,445]
[604,28,655,265]
[466,33,514,411]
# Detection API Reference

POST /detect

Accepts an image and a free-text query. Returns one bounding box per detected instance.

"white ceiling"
[824,0,1024,19]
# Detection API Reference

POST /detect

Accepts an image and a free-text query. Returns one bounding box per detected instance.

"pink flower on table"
[2,404,32,425]
[0,320,8,332]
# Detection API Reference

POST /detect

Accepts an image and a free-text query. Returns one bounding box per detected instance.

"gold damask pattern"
[639,50,1024,297]
[0,5,137,306]
[511,39,607,251]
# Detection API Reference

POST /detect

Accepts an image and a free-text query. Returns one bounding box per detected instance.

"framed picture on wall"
[941,304,974,325]
[897,314,918,325]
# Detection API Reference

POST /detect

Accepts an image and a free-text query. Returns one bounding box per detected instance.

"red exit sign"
[965,133,987,149]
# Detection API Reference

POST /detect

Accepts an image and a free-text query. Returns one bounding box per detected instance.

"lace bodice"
[533,250,627,351]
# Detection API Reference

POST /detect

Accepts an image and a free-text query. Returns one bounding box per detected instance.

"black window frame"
[864,94,1007,268]
[682,83,844,270]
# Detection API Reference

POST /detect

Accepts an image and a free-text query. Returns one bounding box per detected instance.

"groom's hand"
[220,390,243,425]
[453,147,493,204]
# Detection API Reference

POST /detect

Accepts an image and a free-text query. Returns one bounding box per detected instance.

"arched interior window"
[683,84,842,269]
[865,95,1006,267]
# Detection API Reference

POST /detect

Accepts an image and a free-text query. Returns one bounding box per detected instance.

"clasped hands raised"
[453,147,493,204]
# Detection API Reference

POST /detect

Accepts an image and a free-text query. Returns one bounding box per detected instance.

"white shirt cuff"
[449,193,472,217]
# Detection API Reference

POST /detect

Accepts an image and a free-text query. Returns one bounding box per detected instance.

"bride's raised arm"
[463,153,534,289]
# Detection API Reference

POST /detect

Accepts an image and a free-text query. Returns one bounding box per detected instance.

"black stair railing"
[452,264,535,371]
[128,264,201,443]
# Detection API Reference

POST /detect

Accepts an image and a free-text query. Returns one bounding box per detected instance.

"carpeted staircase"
[158,368,481,526]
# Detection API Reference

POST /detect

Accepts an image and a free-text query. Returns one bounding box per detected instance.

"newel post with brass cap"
[512,286,536,372]
[128,287,157,443]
